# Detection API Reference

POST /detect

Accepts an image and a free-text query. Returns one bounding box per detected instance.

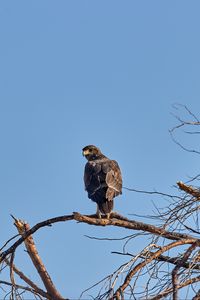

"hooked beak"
[82,149,90,156]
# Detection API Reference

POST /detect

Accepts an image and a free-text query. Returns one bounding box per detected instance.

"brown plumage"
[82,145,122,218]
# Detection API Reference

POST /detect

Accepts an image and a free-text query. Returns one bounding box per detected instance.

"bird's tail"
[98,199,113,214]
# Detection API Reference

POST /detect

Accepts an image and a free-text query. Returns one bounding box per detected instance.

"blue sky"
[0,1,200,298]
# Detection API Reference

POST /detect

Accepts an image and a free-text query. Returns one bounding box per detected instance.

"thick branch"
[13,218,65,300]
[73,212,195,241]
[0,212,196,264]
[177,181,200,198]
[0,214,74,263]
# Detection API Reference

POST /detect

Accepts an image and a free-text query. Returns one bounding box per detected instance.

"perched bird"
[82,145,122,218]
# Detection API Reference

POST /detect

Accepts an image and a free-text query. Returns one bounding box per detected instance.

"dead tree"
[0,105,200,300]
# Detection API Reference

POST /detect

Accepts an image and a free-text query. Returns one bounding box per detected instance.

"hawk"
[82,145,122,218]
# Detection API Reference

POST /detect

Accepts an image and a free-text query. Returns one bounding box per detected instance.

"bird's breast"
[89,161,102,173]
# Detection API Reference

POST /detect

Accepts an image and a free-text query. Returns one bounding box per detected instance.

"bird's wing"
[84,162,102,196]
[102,160,122,200]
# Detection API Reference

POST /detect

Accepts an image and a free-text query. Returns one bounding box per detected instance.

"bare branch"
[149,275,200,300]
[177,181,200,198]
[113,239,196,299]
[170,104,200,154]
[1,212,196,267]
[123,186,181,200]
[0,214,74,263]
[13,218,65,300]
[172,241,200,300]
[193,289,200,300]
[5,257,51,299]
[0,280,45,298]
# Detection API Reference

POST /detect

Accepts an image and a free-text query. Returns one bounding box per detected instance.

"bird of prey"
[82,145,122,218]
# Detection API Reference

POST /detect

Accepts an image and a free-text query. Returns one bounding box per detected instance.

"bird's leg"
[96,205,101,219]
[106,213,110,219]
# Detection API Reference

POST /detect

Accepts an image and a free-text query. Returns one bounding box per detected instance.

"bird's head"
[82,145,103,161]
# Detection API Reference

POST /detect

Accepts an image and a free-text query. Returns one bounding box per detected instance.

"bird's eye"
[89,149,93,152]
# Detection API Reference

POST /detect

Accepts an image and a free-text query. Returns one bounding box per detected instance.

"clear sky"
[0,1,200,298]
